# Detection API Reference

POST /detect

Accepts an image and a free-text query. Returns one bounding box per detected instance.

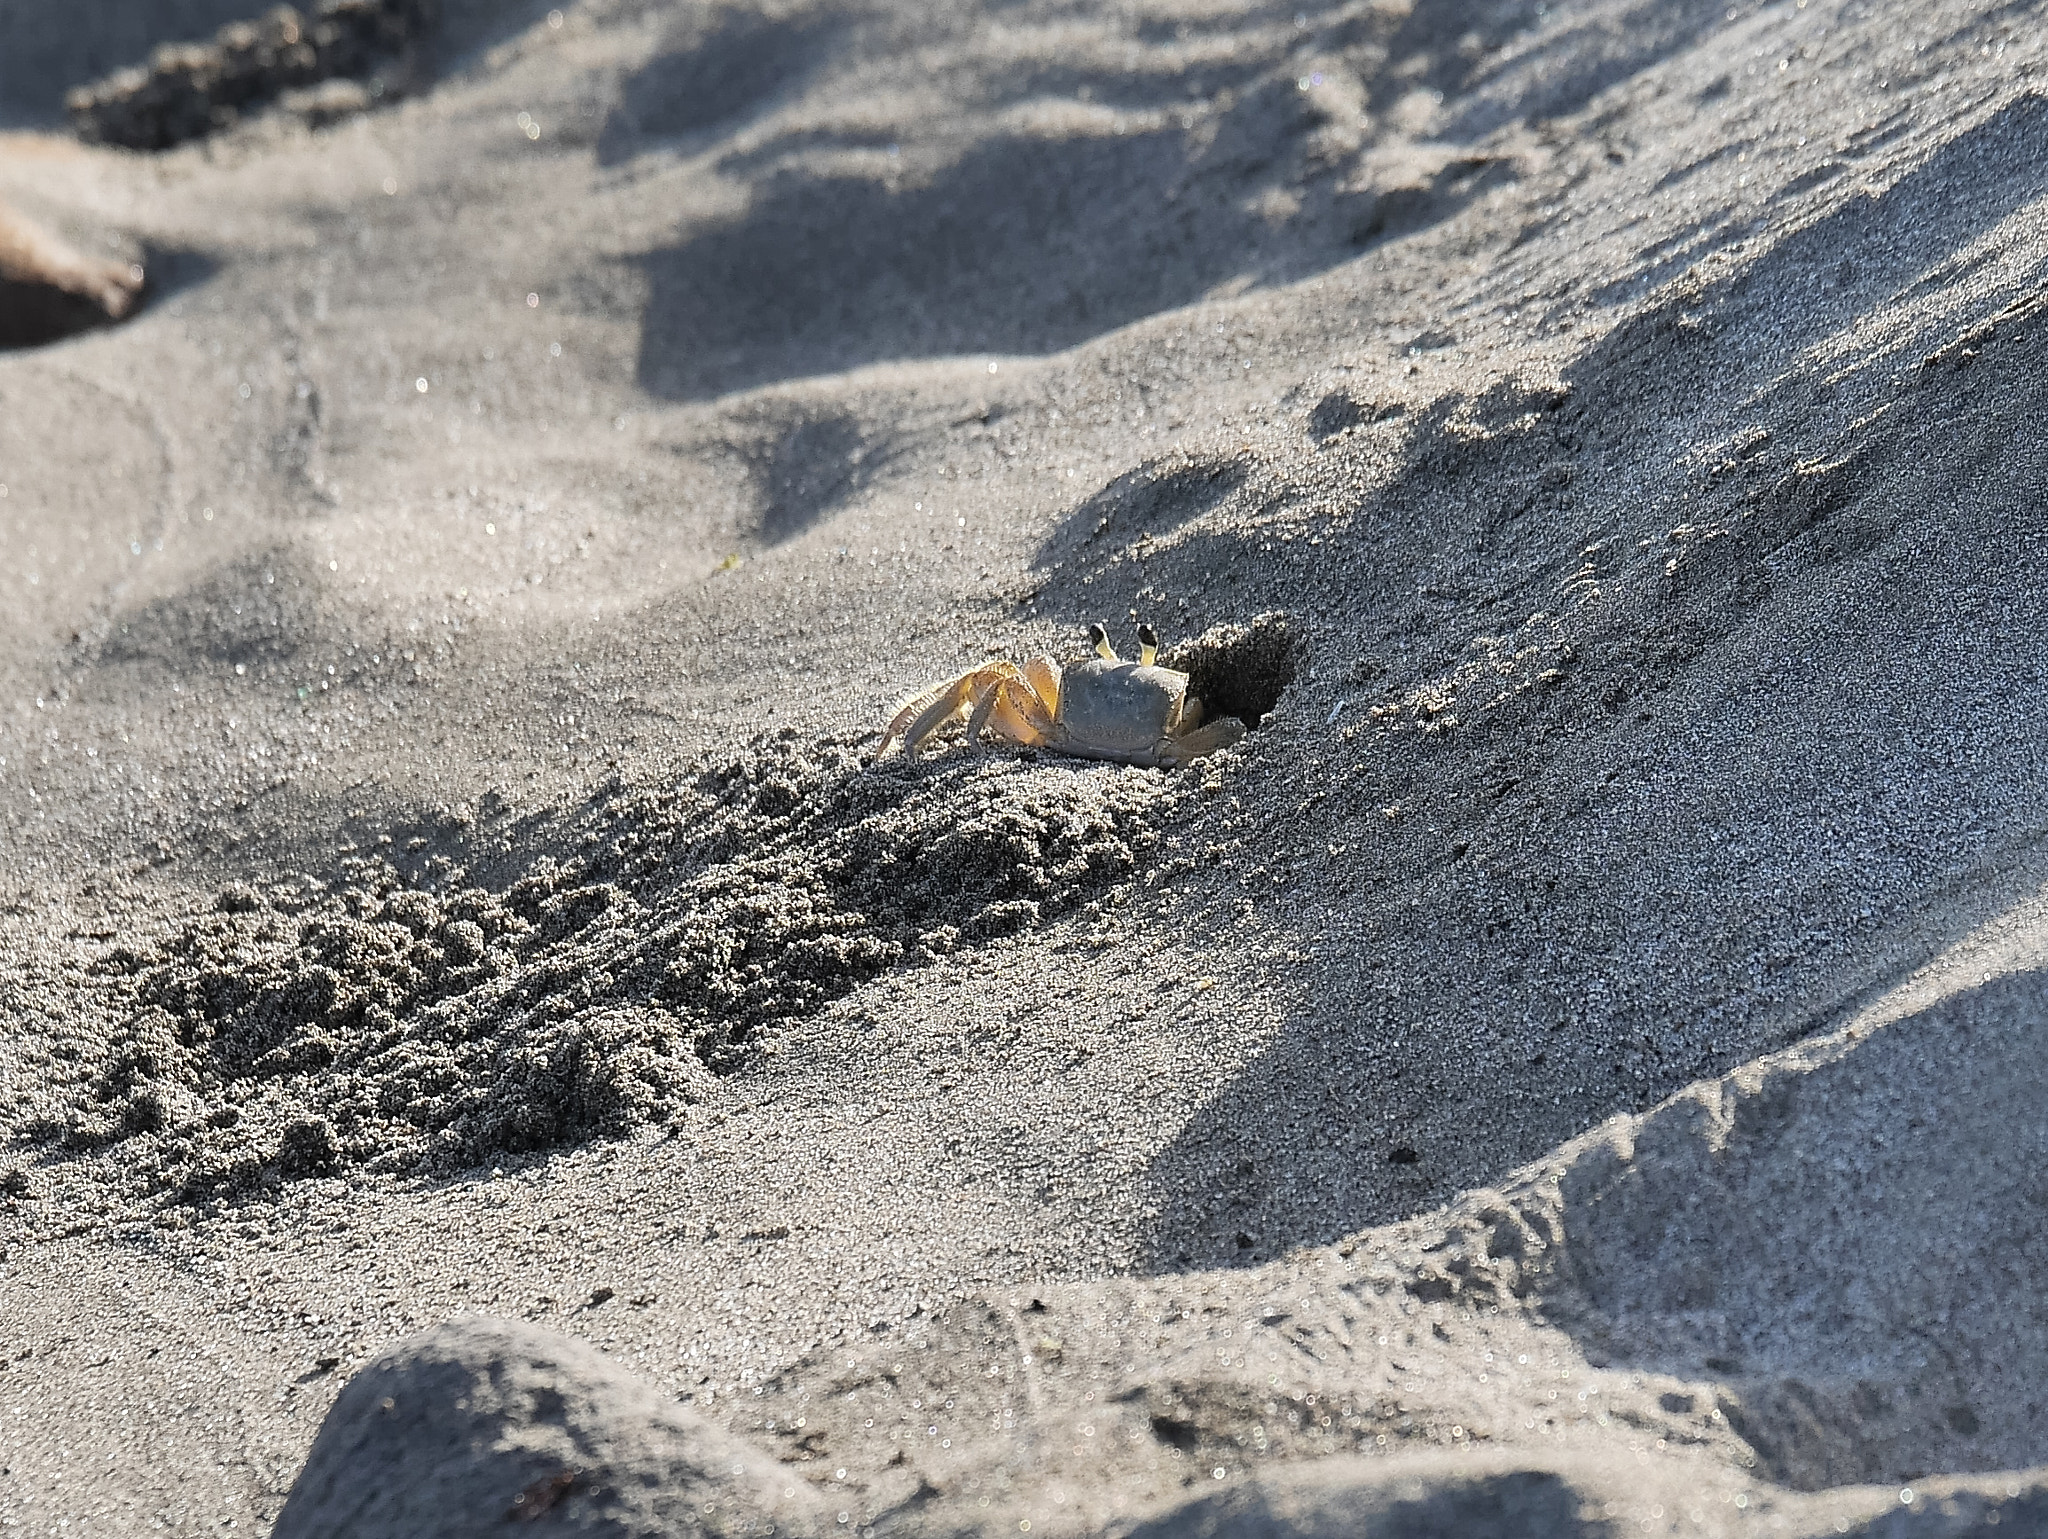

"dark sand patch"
[5,736,1173,1204]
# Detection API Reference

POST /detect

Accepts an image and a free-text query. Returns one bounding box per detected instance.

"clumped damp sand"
[4,733,1175,1209]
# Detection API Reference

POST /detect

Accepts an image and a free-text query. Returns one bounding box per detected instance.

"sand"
[2,0,2047,1531]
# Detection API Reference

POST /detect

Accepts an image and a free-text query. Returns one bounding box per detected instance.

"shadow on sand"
[1124,89,2048,1276]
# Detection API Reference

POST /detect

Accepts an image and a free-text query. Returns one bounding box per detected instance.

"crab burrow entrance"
[1162,612,1300,731]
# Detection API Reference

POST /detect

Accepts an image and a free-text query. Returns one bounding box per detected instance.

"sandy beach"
[3,0,2048,1531]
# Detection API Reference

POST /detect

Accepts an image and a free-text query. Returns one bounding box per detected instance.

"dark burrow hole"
[1161,612,1299,730]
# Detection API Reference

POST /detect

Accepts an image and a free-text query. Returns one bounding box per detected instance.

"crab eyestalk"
[1136,623,1160,667]
[1088,622,1118,662]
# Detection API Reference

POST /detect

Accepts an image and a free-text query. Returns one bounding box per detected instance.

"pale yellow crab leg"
[1088,622,1117,661]
[882,671,982,758]
[962,661,1026,746]
[1137,623,1159,667]
[880,680,953,755]
[982,674,1057,747]
[1022,655,1061,719]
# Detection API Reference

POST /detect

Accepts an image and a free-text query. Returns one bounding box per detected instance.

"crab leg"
[961,662,1023,747]
[881,674,981,758]
[1155,716,1246,767]
[967,670,1056,749]
[1022,655,1061,719]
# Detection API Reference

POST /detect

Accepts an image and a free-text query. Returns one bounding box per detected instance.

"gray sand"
[3,0,2048,1531]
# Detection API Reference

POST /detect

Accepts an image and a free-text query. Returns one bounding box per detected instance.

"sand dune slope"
[2,0,2047,1531]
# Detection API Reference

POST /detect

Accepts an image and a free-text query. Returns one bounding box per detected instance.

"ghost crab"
[878,623,1247,768]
